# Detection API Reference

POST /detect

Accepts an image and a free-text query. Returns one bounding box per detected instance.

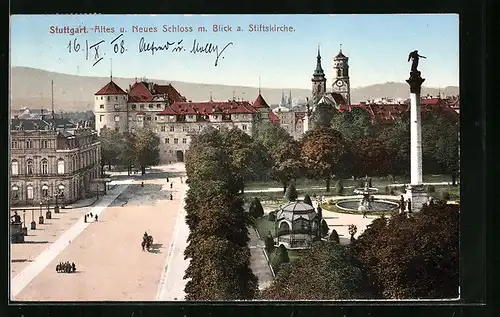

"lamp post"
[46,196,52,219]
[39,201,44,224]
[22,211,28,236]
[54,192,60,213]
[31,208,36,230]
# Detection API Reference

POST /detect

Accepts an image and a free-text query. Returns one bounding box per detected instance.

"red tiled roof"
[95,80,127,95]
[269,111,280,123]
[127,82,186,104]
[252,94,270,109]
[158,100,258,116]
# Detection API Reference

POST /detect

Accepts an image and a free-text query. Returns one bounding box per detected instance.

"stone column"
[405,71,427,212]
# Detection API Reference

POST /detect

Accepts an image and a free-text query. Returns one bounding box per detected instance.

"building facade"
[10,118,101,206]
[94,79,274,163]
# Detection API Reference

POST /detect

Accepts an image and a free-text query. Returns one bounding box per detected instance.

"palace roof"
[95,80,127,95]
[252,93,270,109]
[157,100,258,116]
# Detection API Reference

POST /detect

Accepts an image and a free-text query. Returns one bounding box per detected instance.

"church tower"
[311,46,327,103]
[332,45,351,105]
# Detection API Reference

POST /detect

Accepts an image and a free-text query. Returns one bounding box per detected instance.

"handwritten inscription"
[67,34,126,66]
[190,39,233,66]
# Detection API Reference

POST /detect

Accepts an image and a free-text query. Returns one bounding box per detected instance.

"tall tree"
[301,128,348,191]
[261,243,372,300]
[310,102,338,129]
[133,128,160,175]
[271,139,303,194]
[352,137,392,178]
[331,107,373,142]
[118,132,137,175]
[98,127,123,173]
[376,113,410,177]
[351,203,459,299]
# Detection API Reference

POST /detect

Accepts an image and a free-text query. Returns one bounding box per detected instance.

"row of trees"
[183,126,258,300]
[261,202,459,299]
[99,127,160,175]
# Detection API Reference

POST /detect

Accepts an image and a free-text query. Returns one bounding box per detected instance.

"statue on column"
[408,50,426,75]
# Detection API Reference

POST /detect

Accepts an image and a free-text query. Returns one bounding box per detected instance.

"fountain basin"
[353,187,379,195]
[336,199,399,212]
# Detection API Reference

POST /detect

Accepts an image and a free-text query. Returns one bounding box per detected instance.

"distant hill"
[10,67,459,112]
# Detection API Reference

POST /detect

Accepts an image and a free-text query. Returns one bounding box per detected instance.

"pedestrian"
[141,182,144,188]
[71,262,76,273]
[95,214,98,222]
[362,210,367,218]
[368,177,372,188]
[170,183,173,189]
[90,212,93,217]
[400,195,405,213]
[407,198,412,213]
[170,194,173,200]
[84,215,87,223]
[167,177,169,182]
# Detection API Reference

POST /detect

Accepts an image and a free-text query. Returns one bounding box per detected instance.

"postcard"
[9,13,459,301]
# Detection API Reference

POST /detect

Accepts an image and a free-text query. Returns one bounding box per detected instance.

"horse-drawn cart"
[142,234,154,251]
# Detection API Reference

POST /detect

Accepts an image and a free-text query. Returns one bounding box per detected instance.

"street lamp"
[46,196,52,220]
[39,201,44,224]
[22,211,27,236]
[54,192,60,213]
[31,208,36,230]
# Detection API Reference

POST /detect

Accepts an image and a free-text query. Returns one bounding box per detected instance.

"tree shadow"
[23,240,50,244]
[12,259,33,263]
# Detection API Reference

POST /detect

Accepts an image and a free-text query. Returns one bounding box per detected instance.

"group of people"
[84,212,98,223]
[400,195,412,214]
[56,261,76,273]
[142,231,153,251]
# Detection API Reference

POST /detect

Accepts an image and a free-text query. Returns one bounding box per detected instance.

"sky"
[10,14,459,89]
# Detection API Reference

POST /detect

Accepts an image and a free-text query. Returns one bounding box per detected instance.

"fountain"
[336,178,399,213]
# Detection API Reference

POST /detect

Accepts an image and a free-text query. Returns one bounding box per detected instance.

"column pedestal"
[406,184,428,214]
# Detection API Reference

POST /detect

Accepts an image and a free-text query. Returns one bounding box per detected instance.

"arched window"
[337,69,342,77]
[27,185,34,200]
[41,159,48,175]
[11,160,19,176]
[41,184,49,198]
[27,159,33,175]
[58,184,65,197]
[12,185,19,199]
[57,159,65,174]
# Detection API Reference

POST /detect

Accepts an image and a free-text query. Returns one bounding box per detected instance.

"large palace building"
[10,118,101,206]
[94,78,276,163]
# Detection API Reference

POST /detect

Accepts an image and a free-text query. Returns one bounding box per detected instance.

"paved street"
[10,164,186,301]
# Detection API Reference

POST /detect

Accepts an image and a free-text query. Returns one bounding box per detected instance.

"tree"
[320,219,329,237]
[303,194,313,206]
[271,244,290,274]
[331,107,373,142]
[310,102,337,129]
[329,229,340,244]
[285,184,298,201]
[264,232,275,253]
[301,128,348,191]
[351,204,459,299]
[98,127,123,173]
[335,180,344,195]
[351,137,392,178]
[271,139,303,194]
[261,243,372,300]
[134,128,160,175]
[249,197,264,219]
[118,132,137,175]
[376,114,410,177]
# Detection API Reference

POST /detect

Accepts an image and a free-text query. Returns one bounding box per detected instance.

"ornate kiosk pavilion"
[274,201,320,249]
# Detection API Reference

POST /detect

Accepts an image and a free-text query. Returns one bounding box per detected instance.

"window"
[27,159,33,175]
[115,96,118,101]
[57,159,65,174]
[58,184,65,197]
[146,116,152,121]
[41,159,48,174]
[140,104,145,109]
[12,185,19,199]
[157,104,162,109]
[100,96,103,100]
[182,126,188,132]
[107,96,110,101]
[174,138,178,144]
[100,104,104,109]
[41,184,49,198]
[213,115,218,119]
[131,104,136,110]
[169,150,172,153]
[100,115,104,122]
[182,138,187,144]
[26,140,32,148]
[11,160,18,175]
[169,126,175,132]
[12,141,18,149]
[154,116,157,121]
[41,140,48,148]
[149,104,153,109]
[161,126,166,132]
[137,116,143,122]
[242,124,247,131]
[114,115,120,122]
[165,138,170,144]
[27,186,34,200]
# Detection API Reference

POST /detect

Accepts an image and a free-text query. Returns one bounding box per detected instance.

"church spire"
[314,45,325,75]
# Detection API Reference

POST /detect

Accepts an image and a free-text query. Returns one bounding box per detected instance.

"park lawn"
[254,215,276,238]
